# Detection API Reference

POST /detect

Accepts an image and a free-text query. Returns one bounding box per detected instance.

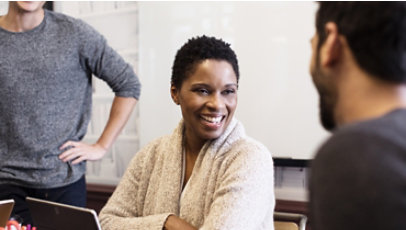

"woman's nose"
[206,93,224,110]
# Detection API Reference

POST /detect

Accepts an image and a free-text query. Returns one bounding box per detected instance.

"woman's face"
[171,59,238,147]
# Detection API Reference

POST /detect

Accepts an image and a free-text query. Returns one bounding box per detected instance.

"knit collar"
[172,117,244,158]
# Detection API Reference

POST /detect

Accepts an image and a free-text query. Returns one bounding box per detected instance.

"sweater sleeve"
[98,142,172,230]
[76,19,141,99]
[200,141,275,230]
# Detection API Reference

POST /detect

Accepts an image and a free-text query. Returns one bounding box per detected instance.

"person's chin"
[199,123,226,140]
[320,108,336,131]
[321,118,336,131]
[17,2,43,12]
[201,131,223,141]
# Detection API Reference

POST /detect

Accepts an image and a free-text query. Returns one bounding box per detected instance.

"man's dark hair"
[44,1,53,10]
[316,2,406,83]
[171,35,239,89]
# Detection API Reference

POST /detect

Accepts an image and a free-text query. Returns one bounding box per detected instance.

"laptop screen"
[0,199,14,227]
[26,197,101,230]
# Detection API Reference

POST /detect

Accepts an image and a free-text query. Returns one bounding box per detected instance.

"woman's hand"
[164,215,197,230]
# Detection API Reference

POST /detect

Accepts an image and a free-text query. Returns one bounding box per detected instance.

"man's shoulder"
[45,10,93,33]
[314,110,406,173]
[310,110,406,230]
[326,109,406,148]
[46,10,78,25]
[336,108,406,139]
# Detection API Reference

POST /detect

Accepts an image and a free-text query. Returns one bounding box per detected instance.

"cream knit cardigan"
[99,118,275,230]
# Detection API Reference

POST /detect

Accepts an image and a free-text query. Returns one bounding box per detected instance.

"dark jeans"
[0,176,86,225]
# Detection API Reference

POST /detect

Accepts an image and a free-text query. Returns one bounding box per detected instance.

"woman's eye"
[223,89,236,95]
[195,88,209,95]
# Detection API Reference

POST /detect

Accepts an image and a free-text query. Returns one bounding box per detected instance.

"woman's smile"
[171,59,238,146]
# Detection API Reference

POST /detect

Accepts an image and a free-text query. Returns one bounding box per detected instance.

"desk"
[87,184,309,214]
[86,183,311,229]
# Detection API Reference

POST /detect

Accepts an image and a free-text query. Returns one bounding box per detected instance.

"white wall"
[0,2,8,15]
[138,2,329,159]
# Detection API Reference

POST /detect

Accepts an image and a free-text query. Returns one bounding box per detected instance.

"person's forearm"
[96,96,137,150]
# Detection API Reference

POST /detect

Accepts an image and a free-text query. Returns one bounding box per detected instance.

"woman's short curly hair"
[171,35,240,89]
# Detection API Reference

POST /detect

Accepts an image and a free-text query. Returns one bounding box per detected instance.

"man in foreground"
[309,2,406,229]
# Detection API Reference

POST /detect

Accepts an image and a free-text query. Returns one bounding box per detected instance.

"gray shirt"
[310,109,406,230]
[0,10,141,188]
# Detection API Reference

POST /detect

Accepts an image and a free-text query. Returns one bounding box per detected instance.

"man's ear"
[170,85,180,105]
[321,22,342,67]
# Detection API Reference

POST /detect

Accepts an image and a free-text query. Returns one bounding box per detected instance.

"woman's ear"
[170,85,180,105]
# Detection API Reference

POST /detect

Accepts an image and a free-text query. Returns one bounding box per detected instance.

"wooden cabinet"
[86,183,116,214]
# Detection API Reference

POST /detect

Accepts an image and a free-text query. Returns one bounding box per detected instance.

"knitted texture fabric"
[100,118,275,230]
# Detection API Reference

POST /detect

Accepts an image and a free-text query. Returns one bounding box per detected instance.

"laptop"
[0,199,14,227]
[26,197,101,230]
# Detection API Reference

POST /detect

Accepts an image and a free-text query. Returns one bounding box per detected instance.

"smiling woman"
[99,35,275,230]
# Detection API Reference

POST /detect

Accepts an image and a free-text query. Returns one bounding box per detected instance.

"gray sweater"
[0,10,141,188]
[310,109,406,230]
[99,118,275,230]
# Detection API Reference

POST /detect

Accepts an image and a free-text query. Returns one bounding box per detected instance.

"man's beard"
[319,93,336,131]
[312,61,337,131]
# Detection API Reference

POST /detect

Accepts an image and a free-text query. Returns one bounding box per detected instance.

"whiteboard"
[0,2,8,16]
[138,2,330,159]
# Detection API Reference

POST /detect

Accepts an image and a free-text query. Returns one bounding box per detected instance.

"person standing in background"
[309,2,406,230]
[0,1,141,225]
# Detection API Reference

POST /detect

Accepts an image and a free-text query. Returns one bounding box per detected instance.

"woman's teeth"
[201,115,223,123]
